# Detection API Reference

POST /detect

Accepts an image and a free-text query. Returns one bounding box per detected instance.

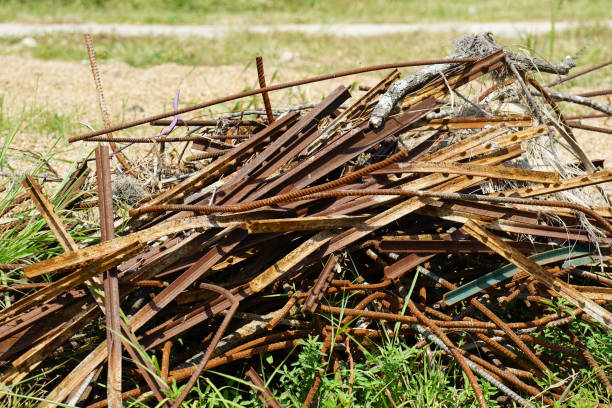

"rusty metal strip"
[384,254,435,280]
[161,341,172,383]
[461,219,612,329]
[95,145,122,408]
[249,230,337,293]
[417,199,540,224]
[569,285,612,301]
[0,297,88,360]
[55,162,90,209]
[2,302,100,386]
[244,367,282,408]
[489,219,612,244]
[22,175,78,252]
[378,239,555,254]
[0,292,84,345]
[95,146,115,241]
[429,116,532,124]
[492,169,612,198]
[418,203,612,244]
[304,254,338,313]
[246,215,369,234]
[432,126,547,162]
[413,116,531,130]
[373,161,559,183]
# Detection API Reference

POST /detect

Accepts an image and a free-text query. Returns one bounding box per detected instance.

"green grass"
[0,98,95,275]
[1,0,611,25]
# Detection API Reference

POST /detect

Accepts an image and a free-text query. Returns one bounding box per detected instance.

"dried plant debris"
[1,34,611,408]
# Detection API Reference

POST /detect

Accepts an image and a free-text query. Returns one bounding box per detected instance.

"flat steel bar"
[95,145,122,408]
[492,169,612,198]
[412,117,531,130]
[22,175,78,252]
[23,214,243,277]
[374,161,559,183]
[246,215,368,233]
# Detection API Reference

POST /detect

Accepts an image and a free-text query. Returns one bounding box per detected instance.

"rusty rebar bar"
[545,59,612,87]
[256,56,275,125]
[84,34,137,178]
[69,57,479,142]
[406,300,488,408]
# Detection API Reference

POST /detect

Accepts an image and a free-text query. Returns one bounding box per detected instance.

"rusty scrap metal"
[3,40,612,408]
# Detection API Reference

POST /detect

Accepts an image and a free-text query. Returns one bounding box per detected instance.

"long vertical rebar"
[255,56,275,124]
[85,34,138,178]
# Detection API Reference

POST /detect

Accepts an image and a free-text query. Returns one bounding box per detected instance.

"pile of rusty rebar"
[1,34,611,408]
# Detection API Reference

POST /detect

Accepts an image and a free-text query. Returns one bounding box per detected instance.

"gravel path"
[0,21,610,38]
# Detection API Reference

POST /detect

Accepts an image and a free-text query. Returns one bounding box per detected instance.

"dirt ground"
[0,55,610,176]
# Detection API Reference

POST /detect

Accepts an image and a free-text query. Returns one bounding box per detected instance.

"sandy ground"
[0,55,609,177]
